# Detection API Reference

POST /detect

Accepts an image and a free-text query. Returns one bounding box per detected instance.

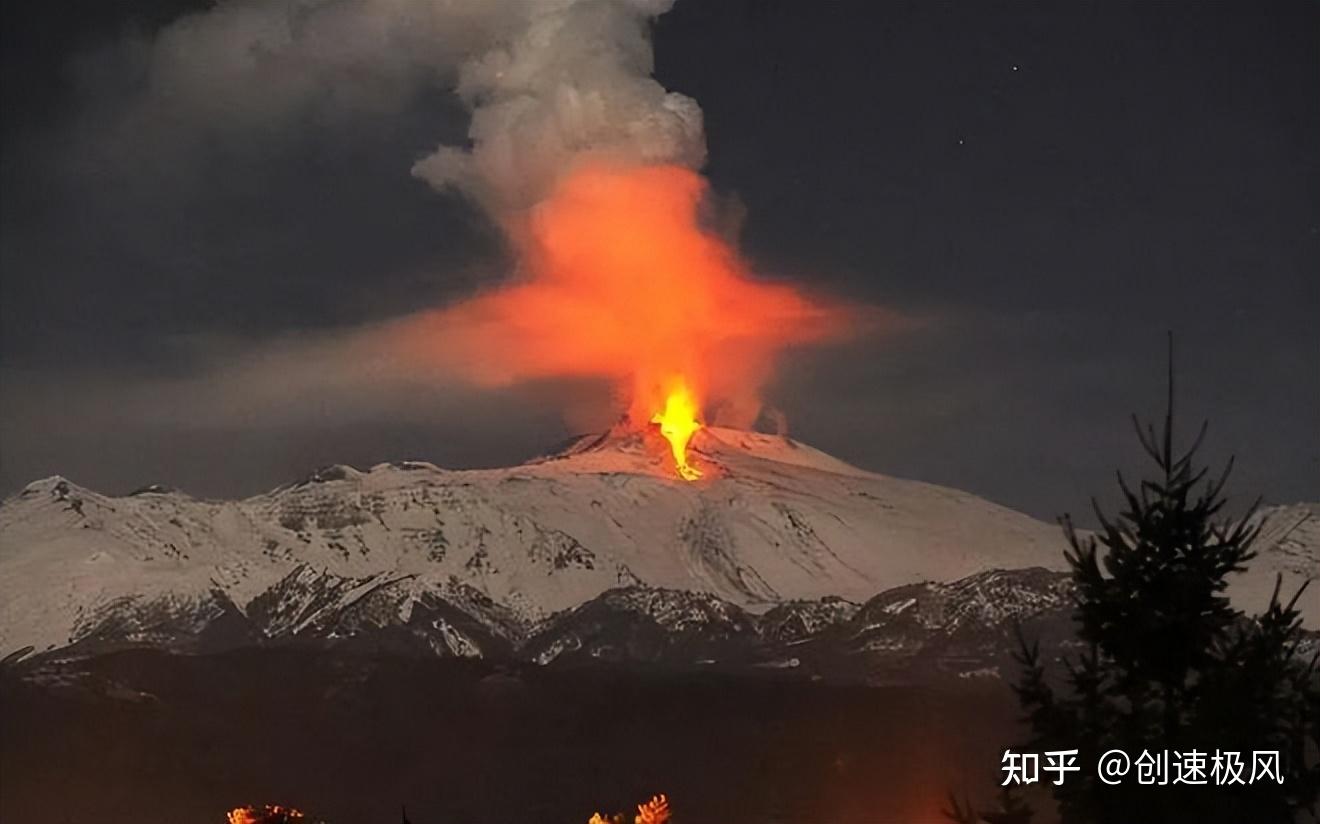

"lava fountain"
[405,163,854,480]
[651,381,703,480]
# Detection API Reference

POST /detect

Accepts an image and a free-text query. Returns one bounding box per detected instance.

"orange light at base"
[227,805,305,824]
[651,383,702,481]
[588,793,671,824]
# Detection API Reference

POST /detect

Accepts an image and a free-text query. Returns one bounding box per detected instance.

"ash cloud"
[15,0,715,360]
[94,0,520,135]
[80,0,702,206]
[0,0,742,493]
[103,0,805,431]
[122,0,709,287]
[410,0,706,217]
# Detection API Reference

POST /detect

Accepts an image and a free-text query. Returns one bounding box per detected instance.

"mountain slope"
[0,427,1071,655]
[0,427,1313,665]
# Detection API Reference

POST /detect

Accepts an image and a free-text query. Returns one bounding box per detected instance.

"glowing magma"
[405,162,852,478]
[589,793,671,824]
[651,381,703,480]
[227,805,304,824]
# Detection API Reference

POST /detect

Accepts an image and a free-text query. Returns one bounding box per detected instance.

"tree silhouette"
[944,788,1034,824]
[1010,345,1319,822]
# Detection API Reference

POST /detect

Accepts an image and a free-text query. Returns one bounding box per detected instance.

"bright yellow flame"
[651,383,703,481]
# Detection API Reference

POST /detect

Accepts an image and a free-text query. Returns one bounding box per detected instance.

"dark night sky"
[1,0,1316,521]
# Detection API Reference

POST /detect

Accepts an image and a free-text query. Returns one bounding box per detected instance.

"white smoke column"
[411,0,705,219]
[128,0,698,186]
[104,0,862,439]
[396,0,860,437]
[107,0,531,134]
[118,0,701,239]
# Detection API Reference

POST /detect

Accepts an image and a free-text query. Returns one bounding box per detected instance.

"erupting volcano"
[407,163,854,480]
[390,0,862,481]
[651,381,702,480]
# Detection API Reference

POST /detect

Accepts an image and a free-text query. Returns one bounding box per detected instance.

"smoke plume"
[404,0,852,428]
[114,0,856,431]
[400,162,849,428]
[410,0,706,216]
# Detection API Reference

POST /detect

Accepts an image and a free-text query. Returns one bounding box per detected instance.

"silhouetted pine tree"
[943,787,1034,824]
[943,791,980,824]
[982,787,1035,824]
[1012,345,1319,823]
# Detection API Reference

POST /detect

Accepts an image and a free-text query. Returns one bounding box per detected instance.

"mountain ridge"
[2,427,1314,680]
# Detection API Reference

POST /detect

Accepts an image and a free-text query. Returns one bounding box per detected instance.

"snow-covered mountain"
[1,427,1314,678]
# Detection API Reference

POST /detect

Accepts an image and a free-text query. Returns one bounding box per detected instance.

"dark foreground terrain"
[1,649,1028,824]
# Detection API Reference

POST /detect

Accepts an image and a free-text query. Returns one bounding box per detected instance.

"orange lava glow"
[404,162,852,463]
[651,382,703,480]
[588,793,672,824]
[227,805,305,824]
